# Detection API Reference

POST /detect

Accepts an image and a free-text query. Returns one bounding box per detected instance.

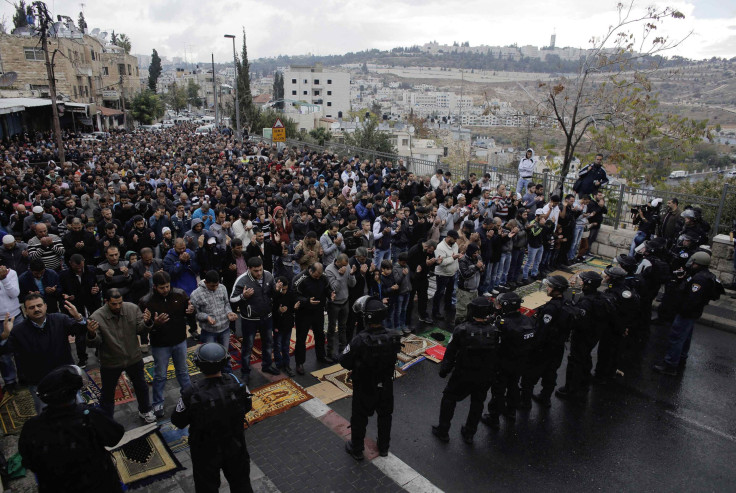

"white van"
[669,170,687,179]
[195,124,215,134]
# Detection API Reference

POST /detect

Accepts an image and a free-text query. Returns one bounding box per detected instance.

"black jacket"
[293,271,332,312]
[59,266,101,315]
[129,258,163,301]
[229,270,276,320]
[139,288,190,347]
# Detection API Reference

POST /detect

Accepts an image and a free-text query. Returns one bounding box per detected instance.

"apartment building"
[283,64,350,119]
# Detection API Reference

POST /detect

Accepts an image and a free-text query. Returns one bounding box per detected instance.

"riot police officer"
[653,252,724,376]
[341,296,401,460]
[432,297,498,443]
[635,238,672,337]
[18,365,125,493]
[556,271,612,400]
[594,266,640,383]
[171,343,253,493]
[658,232,698,323]
[482,292,535,428]
[519,275,570,409]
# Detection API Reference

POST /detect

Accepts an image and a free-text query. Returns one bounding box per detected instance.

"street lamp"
[224,34,241,142]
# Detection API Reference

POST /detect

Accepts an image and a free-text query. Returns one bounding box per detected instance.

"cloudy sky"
[3,0,734,63]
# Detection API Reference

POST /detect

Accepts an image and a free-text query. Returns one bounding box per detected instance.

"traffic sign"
[272,118,286,142]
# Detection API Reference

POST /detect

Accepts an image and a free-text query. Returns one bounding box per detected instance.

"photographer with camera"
[629,198,662,256]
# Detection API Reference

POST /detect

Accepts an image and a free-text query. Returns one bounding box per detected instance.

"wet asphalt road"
[327,321,736,492]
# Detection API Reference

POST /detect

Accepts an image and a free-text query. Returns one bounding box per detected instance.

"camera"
[630,205,648,215]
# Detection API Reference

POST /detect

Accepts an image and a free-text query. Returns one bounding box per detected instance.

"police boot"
[345,440,364,461]
[460,426,474,444]
[480,413,499,430]
[532,392,552,408]
[518,390,532,410]
[431,425,450,443]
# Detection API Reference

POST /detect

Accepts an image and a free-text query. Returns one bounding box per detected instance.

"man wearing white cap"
[0,236,29,275]
[23,206,57,237]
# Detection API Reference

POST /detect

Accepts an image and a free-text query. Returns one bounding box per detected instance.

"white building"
[283,64,350,119]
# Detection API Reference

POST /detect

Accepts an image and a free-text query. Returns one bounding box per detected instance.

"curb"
[652,300,736,336]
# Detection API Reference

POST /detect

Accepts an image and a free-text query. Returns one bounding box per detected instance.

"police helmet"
[685,251,711,269]
[645,237,666,254]
[578,270,602,289]
[352,295,388,325]
[603,265,627,281]
[543,275,569,292]
[495,292,521,315]
[194,343,229,375]
[681,209,696,220]
[615,254,638,273]
[37,365,87,405]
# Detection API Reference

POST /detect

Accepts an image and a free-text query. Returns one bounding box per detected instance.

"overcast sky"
[3,1,734,64]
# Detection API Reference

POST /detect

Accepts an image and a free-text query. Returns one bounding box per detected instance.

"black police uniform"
[595,279,640,381]
[435,318,498,439]
[487,312,535,420]
[339,325,401,455]
[520,296,566,404]
[171,373,253,493]
[658,242,696,322]
[19,404,125,493]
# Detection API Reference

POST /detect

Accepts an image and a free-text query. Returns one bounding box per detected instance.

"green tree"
[537,1,705,189]
[77,11,87,33]
[148,49,162,92]
[110,30,117,44]
[272,72,284,109]
[233,28,254,131]
[369,101,382,117]
[12,1,28,29]
[165,82,188,113]
[186,79,202,108]
[130,90,164,125]
[361,62,368,74]
[250,108,297,138]
[344,117,395,154]
[309,127,332,146]
[114,33,132,54]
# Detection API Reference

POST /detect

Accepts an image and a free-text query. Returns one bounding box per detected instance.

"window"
[314,79,319,84]
[24,47,44,61]
[303,91,307,95]
[90,49,95,61]
[303,79,307,84]
[102,66,109,76]
[291,78,296,84]
[327,91,332,95]
[327,102,332,107]
[30,84,49,93]
[128,64,131,75]
[136,67,139,76]
[291,90,297,95]
[402,139,409,146]
[85,86,89,97]
[327,79,332,84]
[118,64,125,76]
[313,90,320,96]
[73,86,77,98]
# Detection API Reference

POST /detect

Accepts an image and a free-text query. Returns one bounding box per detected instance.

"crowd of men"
[0,125,731,487]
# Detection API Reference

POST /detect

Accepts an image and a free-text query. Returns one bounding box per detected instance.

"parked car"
[725,170,736,179]
[669,170,687,179]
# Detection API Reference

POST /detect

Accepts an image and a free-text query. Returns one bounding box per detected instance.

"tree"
[13,1,28,29]
[250,108,297,138]
[114,33,132,54]
[369,101,382,117]
[186,79,202,108]
[110,30,117,44]
[130,90,165,125]
[77,11,87,33]
[537,1,705,189]
[272,72,284,109]
[233,28,254,131]
[344,117,395,154]
[165,82,188,113]
[361,62,368,74]
[148,49,162,92]
[309,127,332,146]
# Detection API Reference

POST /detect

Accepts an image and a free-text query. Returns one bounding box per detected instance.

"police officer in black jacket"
[171,343,253,493]
[19,365,125,493]
[519,275,569,408]
[482,292,535,428]
[341,296,401,460]
[432,297,498,443]
[556,271,611,400]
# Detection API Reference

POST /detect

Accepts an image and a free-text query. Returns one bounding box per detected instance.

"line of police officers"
[17,232,724,489]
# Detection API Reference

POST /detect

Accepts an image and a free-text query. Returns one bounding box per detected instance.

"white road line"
[665,410,736,443]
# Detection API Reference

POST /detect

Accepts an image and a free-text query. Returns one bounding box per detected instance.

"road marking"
[665,410,736,443]
[299,398,444,492]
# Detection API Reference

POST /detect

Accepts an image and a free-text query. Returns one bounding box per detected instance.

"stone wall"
[587,225,735,284]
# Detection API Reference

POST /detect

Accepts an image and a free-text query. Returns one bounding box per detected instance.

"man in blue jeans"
[139,271,195,418]
[229,257,281,384]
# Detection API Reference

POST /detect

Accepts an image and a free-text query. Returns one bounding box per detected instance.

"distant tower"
[550,33,556,49]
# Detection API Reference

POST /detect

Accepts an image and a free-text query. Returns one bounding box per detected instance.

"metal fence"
[251,136,735,238]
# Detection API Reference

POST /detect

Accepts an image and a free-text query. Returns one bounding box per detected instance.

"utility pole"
[33,1,65,165]
[224,34,241,142]
[211,54,218,127]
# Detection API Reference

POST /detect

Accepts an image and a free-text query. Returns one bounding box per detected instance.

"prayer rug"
[144,346,200,383]
[245,378,312,427]
[419,328,454,347]
[0,389,36,435]
[398,334,438,363]
[158,419,189,453]
[305,381,346,405]
[229,328,315,370]
[110,427,185,489]
[84,368,136,406]
[424,345,447,362]
[322,368,405,396]
[397,356,425,371]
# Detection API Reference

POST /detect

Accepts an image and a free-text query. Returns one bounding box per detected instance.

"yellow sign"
[272,127,286,142]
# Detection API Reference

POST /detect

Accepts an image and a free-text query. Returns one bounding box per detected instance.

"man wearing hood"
[457,244,484,322]
[573,154,609,197]
[517,148,537,196]
[163,238,200,296]
[184,218,210,252]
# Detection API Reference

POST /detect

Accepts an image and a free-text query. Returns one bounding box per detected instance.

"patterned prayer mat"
[0,389,36,435]
[229,329,315,369]
[398,334,438,363]
[245,378,312,427]
[158,419,189,454]
[110,427,185,489]
[144,346,201,383]
[83,368,136,406]
[322,367,405,397]
[419,328,454,347]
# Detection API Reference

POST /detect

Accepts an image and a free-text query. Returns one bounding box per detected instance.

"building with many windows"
[283,64,350,119]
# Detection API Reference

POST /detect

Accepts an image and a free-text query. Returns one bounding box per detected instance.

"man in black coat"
[59,254,101,367]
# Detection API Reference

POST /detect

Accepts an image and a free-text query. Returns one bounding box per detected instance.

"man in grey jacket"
[320,222,346,266]
[190,271,239,371]
[325,254,356,360]
[457,244,484,323]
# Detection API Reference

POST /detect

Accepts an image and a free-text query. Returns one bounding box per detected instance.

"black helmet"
[645,238,666,254]
[495,292,521,314]
[352,295,388,325]
[37,365,86,405]
[603,265,627,281]
[543,275,569,292]
[616,254,637,273]
[468,297,494,319]
[194,343,228,375]
[578,270,602,289]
